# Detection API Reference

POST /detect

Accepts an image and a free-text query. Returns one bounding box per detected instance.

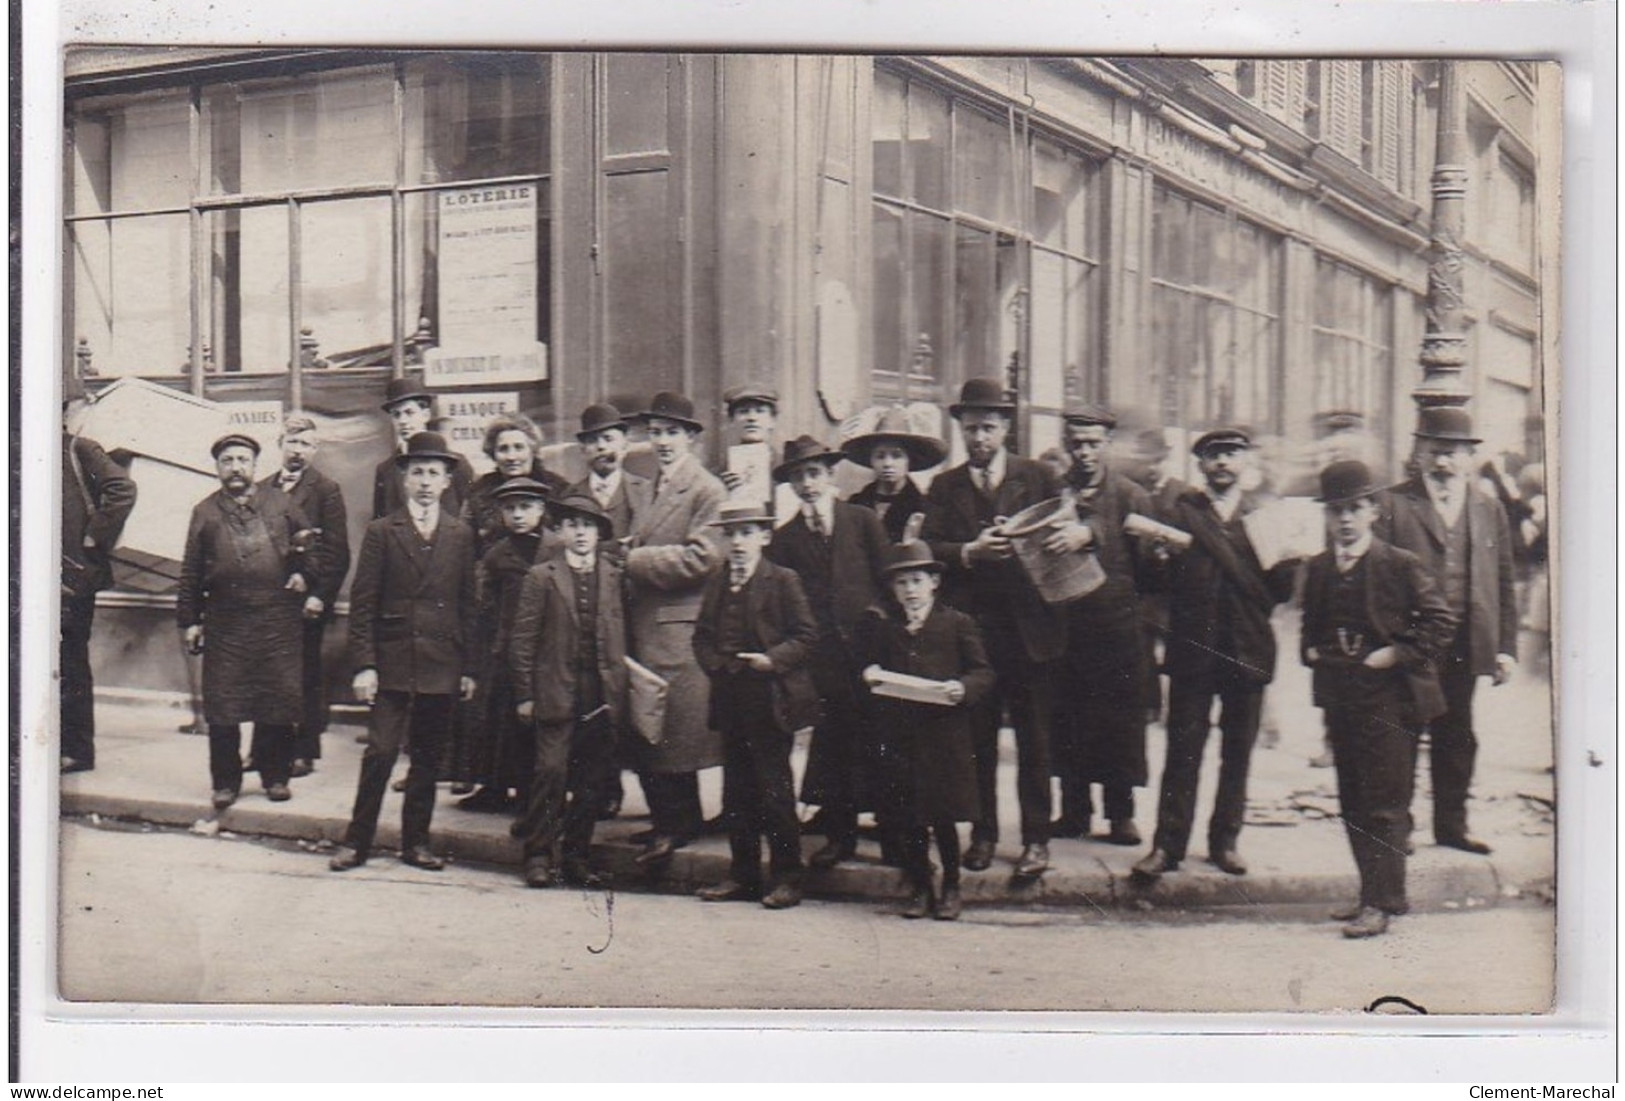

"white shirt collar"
[411,502,439,528]
[1333,532,1373,570]
[802,495,836,530]
[566,549,597,573]
[970,449,1007,490]
[729,556,762,588]
[278,468,303,487]
[589,468,622,494]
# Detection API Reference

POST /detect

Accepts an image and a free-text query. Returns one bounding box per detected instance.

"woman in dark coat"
[857,542,994,921]
[842,405,948,544]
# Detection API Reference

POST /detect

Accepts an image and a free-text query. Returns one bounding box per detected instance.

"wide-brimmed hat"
[632,391,704,433]
[548,492,615,537]
[1316,460,1382,506]
[708,502,777,529]
[1412,405,1481,444]
[492,475,553,502]
[1061,403,1118,430]
[842,407,949,471]
[380,377,434,412]
[1191,426,1253,457]
[883,540,945,575]
[393,431,460,468]
[772,435,845,483]
[575,402,630,441]
[948,377,1016,419]
[210,433,261,460]
[722,381,779,412]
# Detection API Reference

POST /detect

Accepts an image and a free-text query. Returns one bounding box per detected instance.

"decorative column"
[1413,61,1471,411]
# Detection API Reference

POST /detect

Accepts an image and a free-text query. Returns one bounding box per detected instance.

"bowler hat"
[722,381,779,412]
[948,377,1016,419]
[380,377,434,412]
[841,406,949,471]
[1191,426,1253,456]
[492,475,553,502]
[709,502,777,529]
[632,391,705,433]
[1412,405,1481,444]
[1316,460,1381,506]
[210,433,261,460]
[1061,403,1118,430]
[772,435,845,483]
[575,402,630,441]
[549,492,615,537]
[1132,427,1171,461]
[393,431,460,468]
[883,540,945,575]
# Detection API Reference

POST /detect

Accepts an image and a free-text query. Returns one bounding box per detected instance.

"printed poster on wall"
[439,391,520,474]
[424,183,547,388]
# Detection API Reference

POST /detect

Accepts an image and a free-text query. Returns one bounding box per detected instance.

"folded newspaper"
[866,668,959,707]
[1243,498,1326,570]
[624,656,669,744]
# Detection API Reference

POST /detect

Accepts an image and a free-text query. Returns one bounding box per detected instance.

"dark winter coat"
[848,478,931,544]
[509,554,631,727]
[62,434,136,598]
[692,558,821,736]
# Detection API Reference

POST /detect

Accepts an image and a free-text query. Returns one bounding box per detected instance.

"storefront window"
[1312,257,1392,434]
[204,206,290,375]
[69,214,190,378]
[70,89,192,215]
[1150,185,1282,432]
[406,54,549,184]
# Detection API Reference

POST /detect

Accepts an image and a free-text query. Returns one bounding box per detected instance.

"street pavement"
[59,819,1556,1013]
[60,618,1557,917]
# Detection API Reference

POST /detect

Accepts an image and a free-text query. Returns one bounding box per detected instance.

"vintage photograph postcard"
[47,46,1567,1022]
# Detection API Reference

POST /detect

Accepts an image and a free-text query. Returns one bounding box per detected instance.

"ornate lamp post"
[1414,61,1472,412]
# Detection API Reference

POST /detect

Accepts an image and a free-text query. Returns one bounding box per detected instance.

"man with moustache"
[257,413,350,777]
[622,391,729,864]
[1133,428,1300,882]
[922,377,1069,878]
[178,434,316,808]
[1374,407,1517,855]
[1049,405,1154,846]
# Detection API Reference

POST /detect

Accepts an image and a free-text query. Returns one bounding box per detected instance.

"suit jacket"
[922,454,1067,663]
[1301,537,1457,721]
[1374,476,1517,675]
[508,555,630,726]
[692,558,820,734]
[568,469,656,542]
[372,451,474,521]
[1157,486,1298,686]
[258,464,350,615]
[623,454,729,769]
[848,478,931,544]
[62,434,136,597]
[348,508,479,695]
[767,500,890,644]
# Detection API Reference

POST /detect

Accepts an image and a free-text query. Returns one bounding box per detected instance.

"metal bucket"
[1001,496,1107,605]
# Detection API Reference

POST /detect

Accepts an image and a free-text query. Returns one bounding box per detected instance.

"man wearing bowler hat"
[1302,460,1455,938]
[844,406,948,543]
[922,376,1069,878]
[1133,427,1300,882]
[1374,406,1517,855]
[372,378,473,520]
[570,403,655,542]
[330,431,479,872]
[622,391,730,864]
[1050,404,1155,847]
[766,434,892,868]
[178,433,316,809]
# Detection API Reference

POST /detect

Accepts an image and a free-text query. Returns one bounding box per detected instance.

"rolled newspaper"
[1123,512,1193,550]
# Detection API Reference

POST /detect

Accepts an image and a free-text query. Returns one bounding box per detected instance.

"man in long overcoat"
[177,434,314,808]
[1374,406,1517,854]
[622,391,729,863]
[330,432,479,872]
[61,402,136,773]
[257,412,350,776]
[1133,428,1299,882]
[922,376,1069,878]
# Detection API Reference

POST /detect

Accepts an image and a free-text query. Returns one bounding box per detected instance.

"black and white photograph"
[19,0,1615,1081]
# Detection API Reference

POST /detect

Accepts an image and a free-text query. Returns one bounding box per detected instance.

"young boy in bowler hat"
[691,503,820,909]
[508,492,629,888]
[1302,460,1456,938]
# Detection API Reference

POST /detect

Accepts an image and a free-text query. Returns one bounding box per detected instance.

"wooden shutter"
[1320,61,1363,161]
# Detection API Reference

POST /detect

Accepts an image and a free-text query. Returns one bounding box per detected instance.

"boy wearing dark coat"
[508,493,628,888]
[858,541,995,921]
[692,504,820,910]
[1303,461,1456,938]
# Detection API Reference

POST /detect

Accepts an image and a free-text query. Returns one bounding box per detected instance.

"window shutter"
[1256,60,1306,128]
[1373,62,1405,190]
[1321,61,1363,161]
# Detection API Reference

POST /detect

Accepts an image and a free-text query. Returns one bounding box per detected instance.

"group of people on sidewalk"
[63,372,1522,936]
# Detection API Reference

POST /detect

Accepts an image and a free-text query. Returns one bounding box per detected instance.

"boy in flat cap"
[178,433,316,808]
[1303,460,1455,937]
[509,492,629,888]
[692,503,820,909]
[1133,427,1301,883]
[766,435,892,869]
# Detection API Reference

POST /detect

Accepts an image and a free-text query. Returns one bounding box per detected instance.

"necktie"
[414,509,433,540]
[808,510,825,538]
[977,466,994,496]
[279,471,298,492]
[593,479,612,508]
[730,567,748,590]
